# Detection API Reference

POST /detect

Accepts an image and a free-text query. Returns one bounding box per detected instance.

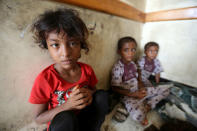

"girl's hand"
[138,82,144,89]
[139,87,146,94]
[135,88,147,99]
[31,86,94,124]
[80,87,93,105]
[61,85,90,110]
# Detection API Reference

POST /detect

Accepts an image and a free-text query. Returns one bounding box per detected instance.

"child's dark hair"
[144,42,159,51]
[117,36,137,50]
[31,8,89,53]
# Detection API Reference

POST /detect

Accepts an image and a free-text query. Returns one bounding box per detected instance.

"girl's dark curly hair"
[31,8,89,53]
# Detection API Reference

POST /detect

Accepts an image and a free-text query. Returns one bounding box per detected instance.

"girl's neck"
[145,56,153,62]
[54,63,81,83]
[120,59,132,65]
[54,63,80,76]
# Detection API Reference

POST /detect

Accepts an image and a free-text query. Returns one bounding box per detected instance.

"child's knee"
[50,111,77,129]
[94,90,109,104]
[93,90,109,113]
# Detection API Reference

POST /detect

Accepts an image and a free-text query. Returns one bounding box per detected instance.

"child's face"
[145,46,158,60]
[119,42,136,64]
[46,30,81,70]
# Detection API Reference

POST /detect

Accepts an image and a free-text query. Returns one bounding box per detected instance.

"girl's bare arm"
[137,68,145,89]
[155,73,160,83]
[32,86,91,124]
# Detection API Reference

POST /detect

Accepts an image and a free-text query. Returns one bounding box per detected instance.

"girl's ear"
[78,53,81,59]
[117,49,121,55]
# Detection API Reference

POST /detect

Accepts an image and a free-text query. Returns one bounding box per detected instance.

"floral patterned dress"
[138,56,163,86]
[111,59,169,122]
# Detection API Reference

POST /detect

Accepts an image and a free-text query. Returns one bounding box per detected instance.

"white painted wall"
[141,0,197,87]
[145,0,197,12]
[120,0,146,11]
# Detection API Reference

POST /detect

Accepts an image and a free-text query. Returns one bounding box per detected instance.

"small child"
[138,42,163,86]
[29,8,108,131]
[138,42,170,101]
[111,37,169,125]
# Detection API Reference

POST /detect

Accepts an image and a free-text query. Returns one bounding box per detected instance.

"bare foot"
[141,118,149,126]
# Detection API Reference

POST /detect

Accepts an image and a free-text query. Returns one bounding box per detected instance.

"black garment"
[49,90,109,131]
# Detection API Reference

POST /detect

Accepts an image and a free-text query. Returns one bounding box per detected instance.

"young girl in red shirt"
[29,8,108,131]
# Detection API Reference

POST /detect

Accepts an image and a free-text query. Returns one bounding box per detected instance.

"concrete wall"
[0,0,144,130]
[141,0,197,87]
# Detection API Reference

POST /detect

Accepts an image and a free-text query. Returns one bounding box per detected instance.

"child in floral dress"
[111,38,169,125]
[138,42,163,86]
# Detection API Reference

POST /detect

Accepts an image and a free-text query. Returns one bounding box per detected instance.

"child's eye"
[70,42,76,46]
[149,50,158,54]
[51,43,59,48]
[131,48,136,52]
[124,48,129,52]
[68,41,79,47]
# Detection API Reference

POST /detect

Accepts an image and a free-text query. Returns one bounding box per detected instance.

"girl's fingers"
[71,94,83,102]
[70,86,81,97]
[75,91,89,100]
[75,103,87,110]
[87,97,93,105]
[74,89,90,100]
[72,97,89,109]
[140,89,146,93]
[69,87,92,109]
[72,85,79,92]
[138,92,146,98]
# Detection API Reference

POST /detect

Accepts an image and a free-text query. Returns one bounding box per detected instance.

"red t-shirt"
[29,62,98,110]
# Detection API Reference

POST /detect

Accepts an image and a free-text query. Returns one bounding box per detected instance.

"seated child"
[138,42,170,104]
[138,42,163,86]
[29,8,109,131]
[111,37,169,125]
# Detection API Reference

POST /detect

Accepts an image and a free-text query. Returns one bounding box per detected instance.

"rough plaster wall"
[145,0,197,12]
[141,0,197,87]
[0,0,143,130]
